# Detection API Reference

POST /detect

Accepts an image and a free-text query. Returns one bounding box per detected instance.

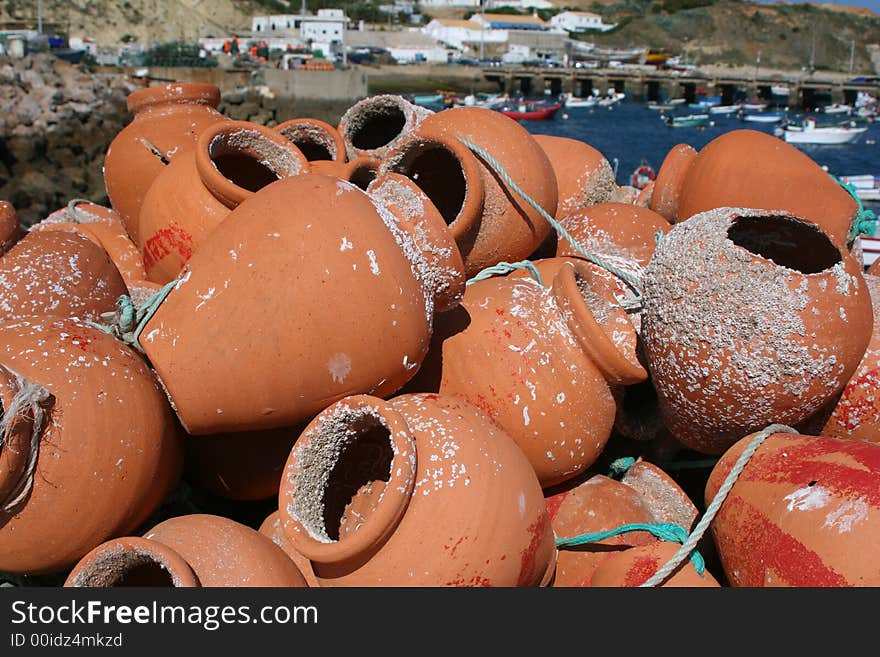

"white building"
[252,10,349,42]
[550,11,617,33]
[423,19,505,50]
[419,0,479,7]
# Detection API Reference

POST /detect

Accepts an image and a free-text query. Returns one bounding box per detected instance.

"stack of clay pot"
[3,81,880,589]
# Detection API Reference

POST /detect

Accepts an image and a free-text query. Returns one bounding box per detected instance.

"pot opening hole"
[350,165,377,191]
[351,105,406,150]
[393,145,465,225]
[322,414,393,542]
[114,559,176,587]
[294,140,334,162]
[727,215,841,274]
[212,152,279,193]
[621,379,659,420]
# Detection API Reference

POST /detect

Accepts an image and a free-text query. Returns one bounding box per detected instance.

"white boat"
[782,118,868,145]
[822,103,853,115]
[563,93,596,108]
[840,174,880,201]
[771,85,790,96]
[709,105,740,114]
[740,102,767,111]
[742,112,785,124]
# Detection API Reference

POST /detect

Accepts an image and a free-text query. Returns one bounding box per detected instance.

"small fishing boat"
[839,174,880,202]
[664,113,710,128]
[709,105,740,115]
[780,117,868,145]
[741,112,785,124]
[499,102,562,121]
[411,93,443,106]
[563,93,596,108]
[740,102,768,111]
[822,103,853,115]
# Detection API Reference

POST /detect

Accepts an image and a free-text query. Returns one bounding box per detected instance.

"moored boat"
[499,102,562,121]
[780,117,868,144]
[664,113,710,128]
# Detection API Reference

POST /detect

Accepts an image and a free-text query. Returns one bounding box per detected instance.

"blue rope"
[837,176,876,239]
[88,279,178,353]
[608,456,636,477]
[467,260,545,287]
[457,137,645,303]
[555,522,706,575]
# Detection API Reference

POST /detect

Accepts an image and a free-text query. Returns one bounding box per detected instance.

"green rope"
[556,522,705,575]
[467,260,545,287]
[458,138,645,302]
[837,176,876,240]
[608,456,636,477]
[640,423,798,587]
[88,279,178,353]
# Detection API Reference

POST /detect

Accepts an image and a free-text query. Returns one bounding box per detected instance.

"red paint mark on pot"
[495,308,505,316]
[517,510,550,586]
[720,497,849,586]
[832,365,880,430]
[624,554,661,587]
[143,226,195,274]
[444,575,492,587]
[544,491,568,522]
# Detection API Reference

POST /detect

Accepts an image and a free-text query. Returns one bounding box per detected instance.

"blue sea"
[516,102,880,208]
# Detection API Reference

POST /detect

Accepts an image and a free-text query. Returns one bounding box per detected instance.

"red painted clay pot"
[643,208,872,454]
[0,318,182,574]
[138,120,309,284]
[137,174,464,435]
[432,257,646,487]
[533,134,616,218]
[33,201,148,290]
[279,393,555,586]
[815,274,880,442]
[381,106,556,277]
[0,201,22,255]
[65,514,307,587]
[548,460,697,587]
[276,117,346,163]
[311,156,380,190]
[338,94,432,160]
[707,431,880,586]
[0,230,127,324]
[259,511,319,587]
[677,130,858,247]
[104,83,227,240]
[590,542,720,587]
[185,426,299,501]
[556,202,671,268]
[649,143,697,222]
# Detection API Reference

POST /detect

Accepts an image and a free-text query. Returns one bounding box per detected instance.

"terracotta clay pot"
[138,120,310,284]
[32,201,149,290]
[259,511,319,587]
[279,393,555,586]
[707,431,880,586]
[548,460,698,587]
[815,274,880,442]
[635,181,654,208]
[533,134,616,218]
[276,117,346,163]
[0,200,22,255]
[590,542,720,587]
[185,426,299,501]
[0,230,128,324]
[555,202,671,268]
[0,318,182,574]
[381,106,556,277]
[649,143,697,222]
[431,257,646,487]
[338,94,432,160]
[137,173,464,435]
[66,514,307,587]
[643,207,872,454]
[311,156,380,190]
[609,185,640,205]
[104,83,227,240]
[677,130,858,247]
[867,258,880,277]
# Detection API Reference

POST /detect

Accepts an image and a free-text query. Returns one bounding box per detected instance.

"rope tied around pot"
[837,176,877,240]
[467,260,545,287]
[553,423,797,586]
[88,279,178,353]
[640,423,797,587]
[61,198,101,224]
[457,137,645,309]
[555,522,706,574]
[0,370,53,515]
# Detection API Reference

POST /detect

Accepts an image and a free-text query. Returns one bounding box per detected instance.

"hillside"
[0,0,292,46]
